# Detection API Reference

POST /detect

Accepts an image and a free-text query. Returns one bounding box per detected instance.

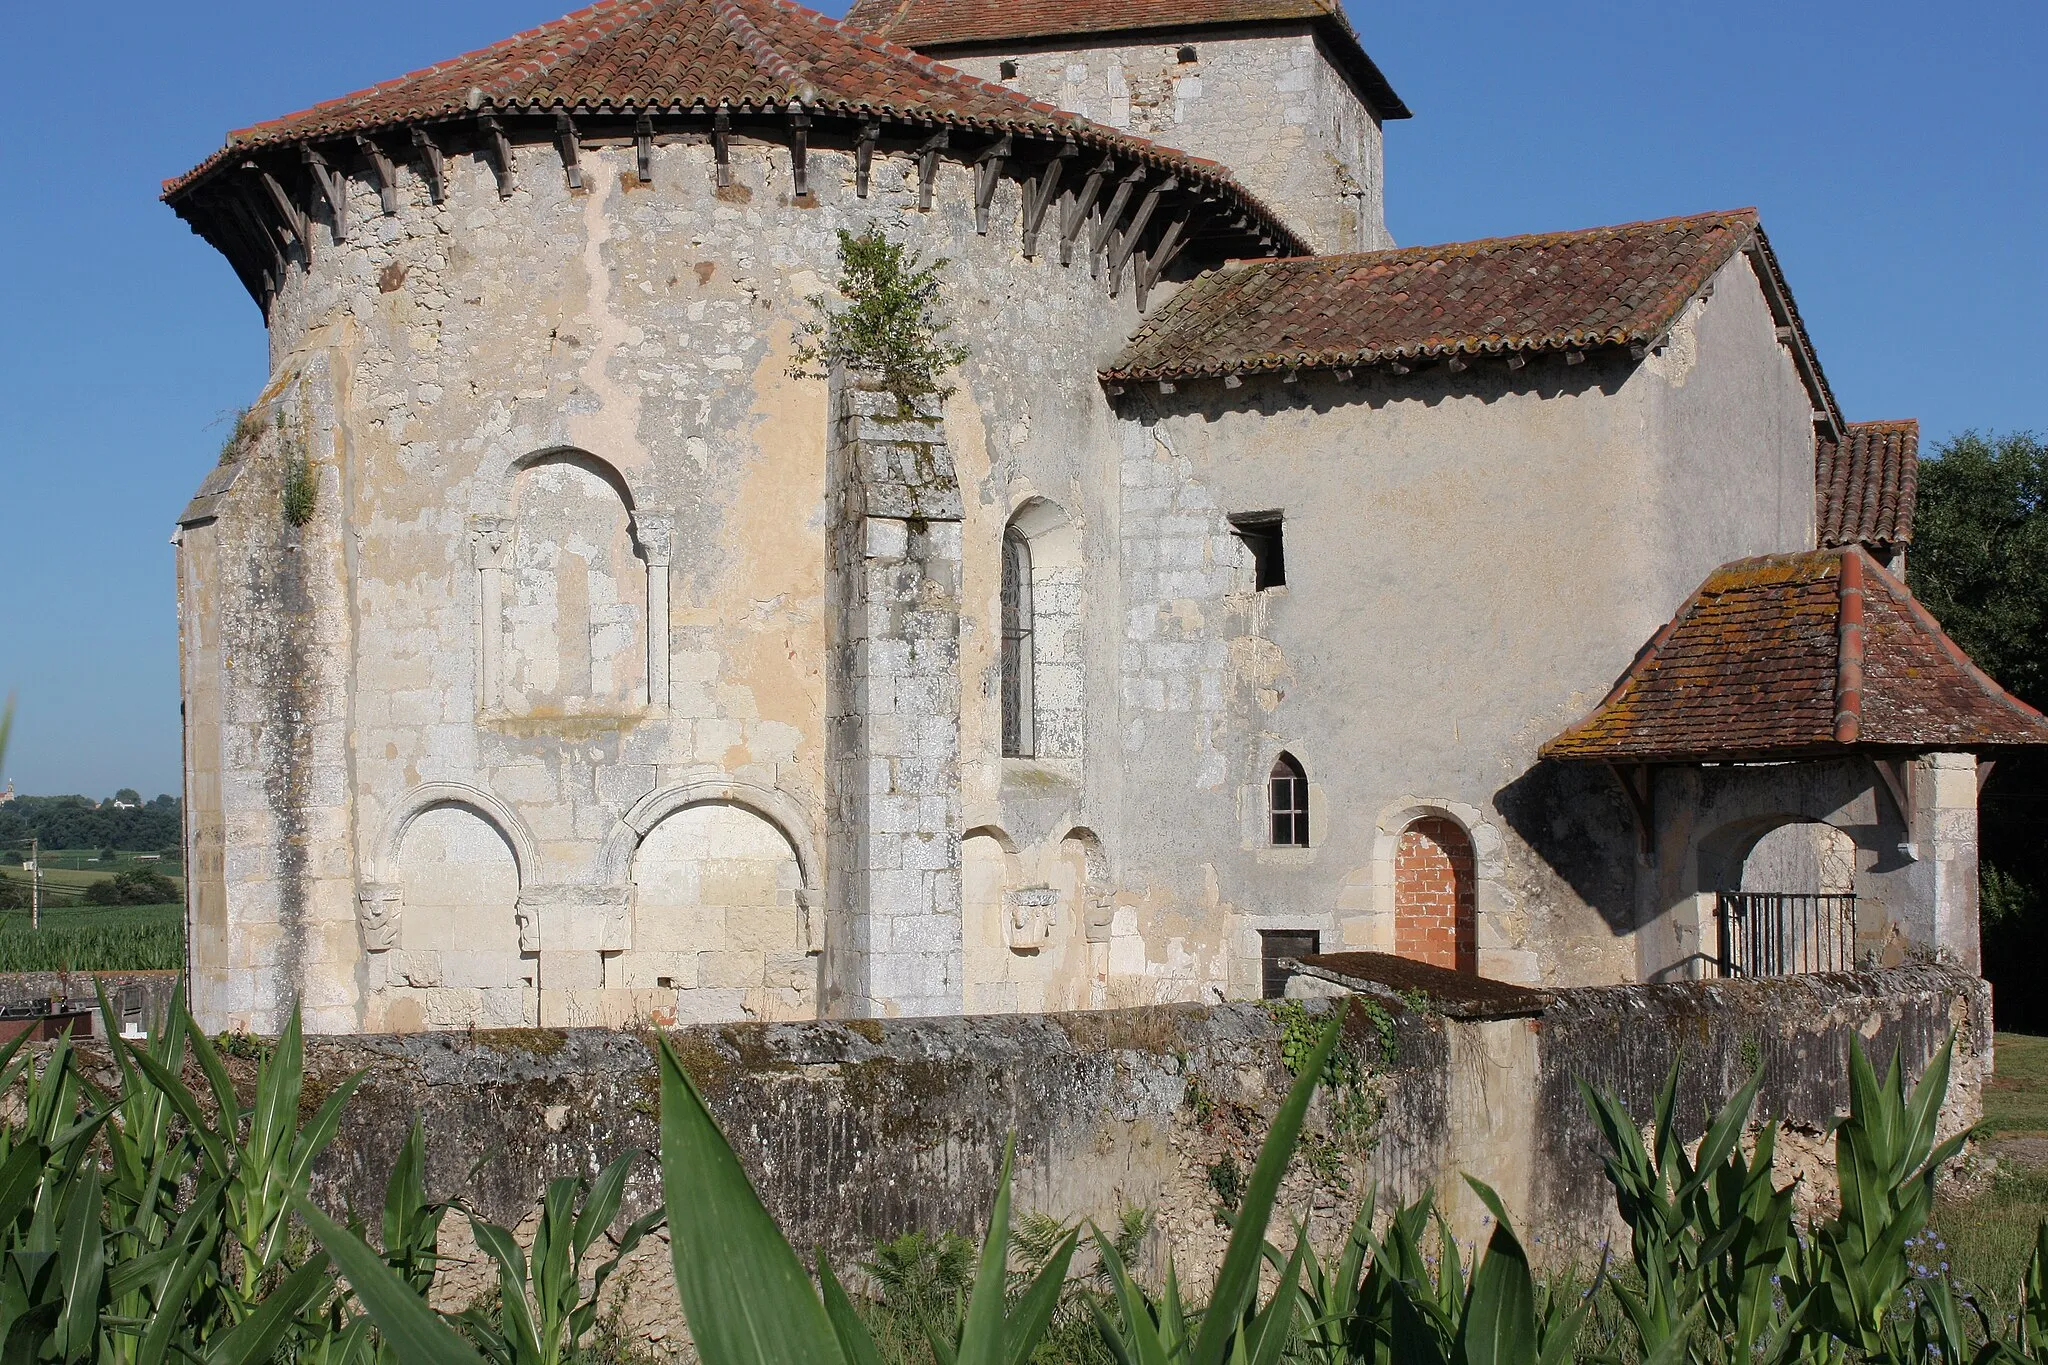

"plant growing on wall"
[280,414,317,528]
[789,228,970,404]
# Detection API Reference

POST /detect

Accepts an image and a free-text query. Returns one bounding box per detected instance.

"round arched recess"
[1365,798,1516,979]
[597,774,822,897]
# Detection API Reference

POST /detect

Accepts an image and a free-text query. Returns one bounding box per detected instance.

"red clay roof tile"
[162,0,1301,237]
[1541,548,2048,762]
[1817,419,1918,550]
[1103,210,1761,380]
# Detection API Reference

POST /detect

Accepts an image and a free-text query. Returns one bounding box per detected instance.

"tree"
[1907,429,2048,1030]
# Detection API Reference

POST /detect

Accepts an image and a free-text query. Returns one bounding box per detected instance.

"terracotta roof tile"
[842,0,1409,119]
[162,0,1300,235]
[1103,210,1760,380]
[1817,419,1918,550]
[1542,548,2048,762]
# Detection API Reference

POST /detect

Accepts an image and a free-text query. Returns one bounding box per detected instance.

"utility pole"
[27,837,37,932]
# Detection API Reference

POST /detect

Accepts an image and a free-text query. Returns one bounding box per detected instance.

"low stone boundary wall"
[288,962,1986,1339]
[0,970,182,1038]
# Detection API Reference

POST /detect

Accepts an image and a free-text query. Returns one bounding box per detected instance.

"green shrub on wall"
[789,228,970,404]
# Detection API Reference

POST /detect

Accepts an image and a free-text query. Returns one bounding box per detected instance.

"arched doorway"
[1394,816,1477,973]
[394,803,529,1027]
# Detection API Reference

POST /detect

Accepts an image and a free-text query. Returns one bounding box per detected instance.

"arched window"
[1269,753,1308,846]
[1001,526,1035,757]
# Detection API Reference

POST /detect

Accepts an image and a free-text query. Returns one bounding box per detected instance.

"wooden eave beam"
[193,189,272,306]
[411,126,447,203]
[972,133,1011,234]
[555,111,583,189]
[712,107,732,187]
[1058,156,1113,266]
[218,185,286,303]
[302,146,348,242]
[1019,140,1075,259]
[1133,209,1191,311]
[1106,175,1176,293]
[635,113,654,183]
[854,119,881,197]
[1089,166,1148,277]
[916,126,949,210]
[1603,761,1657,863]
[248,163,311,261]
[354,135,399,214]
[788,106,810,198]
[478,114,514,197]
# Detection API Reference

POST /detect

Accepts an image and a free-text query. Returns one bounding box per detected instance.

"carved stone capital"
[631,507,677,567]
[469,514,513,568]
[1005,886,1057,952]
[516,883,632,952]
[356,882,402,952]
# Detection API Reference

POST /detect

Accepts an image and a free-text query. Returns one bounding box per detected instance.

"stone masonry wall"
[940,28,1392,253]
[269,965,1988,1348]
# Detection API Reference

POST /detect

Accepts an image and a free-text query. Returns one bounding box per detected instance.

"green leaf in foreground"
[657,1035,846,1365]
[292,1193,486,1365]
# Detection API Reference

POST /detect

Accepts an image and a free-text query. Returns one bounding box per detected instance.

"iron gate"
[1715,892,1857,977]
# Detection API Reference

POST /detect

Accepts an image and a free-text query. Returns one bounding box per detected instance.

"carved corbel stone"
[513,892,542,954]
[469,514,513,568]
[1005,886,1057,952]
[356,882,402,952]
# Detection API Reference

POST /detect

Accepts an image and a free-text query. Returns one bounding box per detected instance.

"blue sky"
[0,0,2040,799]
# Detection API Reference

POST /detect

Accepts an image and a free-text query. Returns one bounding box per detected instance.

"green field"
[1930,1031,2048,1317]
[0,902,184,971]
[0,853,184,909]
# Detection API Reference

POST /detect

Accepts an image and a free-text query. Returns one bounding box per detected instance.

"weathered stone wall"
[938,27,1392,253]
[290,965,1985,1346]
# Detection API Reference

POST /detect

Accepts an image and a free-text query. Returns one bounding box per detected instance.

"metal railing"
[1715,892,1857,977]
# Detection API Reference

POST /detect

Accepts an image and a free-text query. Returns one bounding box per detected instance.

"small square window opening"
[1177,44,1199,63]
[1230,513,1285,589]
[999,58,1020,80]
[1259,929,1319,999]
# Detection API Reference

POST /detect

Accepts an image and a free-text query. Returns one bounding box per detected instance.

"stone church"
[164,0,2048,1034]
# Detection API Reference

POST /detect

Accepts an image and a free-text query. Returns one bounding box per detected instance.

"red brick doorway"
[1394,817,1477,973]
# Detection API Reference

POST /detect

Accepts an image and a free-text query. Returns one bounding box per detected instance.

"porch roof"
[1541,546,2048,764]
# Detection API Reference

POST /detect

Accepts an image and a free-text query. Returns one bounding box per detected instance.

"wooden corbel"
[635,113,654,183]
[972,134,1011,234]
[1089,166,1148,277]
[1977,758,1998,795]
[355,135,399,215]
[249,163,311,257]
[916,126,949,210]
[854,119,881,197]
[1107,175,1176,293]
[1871,756,1919,859]
[787,106,810,198]
[301,146,348,242]
[410,126,447,203]
[1058,155,1113,266]
[712,107,732,188]
[477,115,514,197]
[1019,140,1075,258]
[1134,210,1190,310]
[1604,762,1657,863]
[555,111,583,189]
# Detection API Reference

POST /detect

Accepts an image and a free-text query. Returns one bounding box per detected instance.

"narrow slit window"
[1230,513,1285,589]
[1001,526,1035,757]
[1269,752,1308,847]
[1259,928,1319,999]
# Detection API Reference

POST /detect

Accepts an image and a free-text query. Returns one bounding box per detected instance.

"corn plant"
[455,1151,662,1365]
[1086,1006,1350,1365]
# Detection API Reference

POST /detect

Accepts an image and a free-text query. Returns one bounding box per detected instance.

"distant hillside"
[0,792,181,855]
